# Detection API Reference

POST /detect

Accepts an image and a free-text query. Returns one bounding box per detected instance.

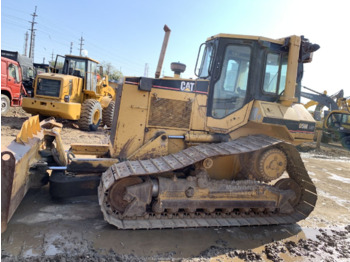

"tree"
[100,61,123,81]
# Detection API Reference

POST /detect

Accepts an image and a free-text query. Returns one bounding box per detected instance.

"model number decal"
[180,81,195,92]
[299,123,309,129]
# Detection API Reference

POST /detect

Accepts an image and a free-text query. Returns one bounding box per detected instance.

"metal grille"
[36,79,61,97]
[148,97,192,129]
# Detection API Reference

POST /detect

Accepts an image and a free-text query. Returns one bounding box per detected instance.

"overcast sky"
[1,0,349,96]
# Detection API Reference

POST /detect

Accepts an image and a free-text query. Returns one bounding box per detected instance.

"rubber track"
[98,135,317,229]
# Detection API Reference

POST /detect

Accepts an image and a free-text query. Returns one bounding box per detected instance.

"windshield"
[211,45,251,118]
[328,113,350,129]
[62,57,86,77]
[263,52,288,95]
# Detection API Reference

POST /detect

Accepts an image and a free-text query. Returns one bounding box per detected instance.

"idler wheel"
[251,148,287,182]
[274,178,301,207]
[107,177,143,213]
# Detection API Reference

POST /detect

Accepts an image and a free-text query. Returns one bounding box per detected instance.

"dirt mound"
[190,226,350,262]
[1,107,108,150]
[297,141,350,159]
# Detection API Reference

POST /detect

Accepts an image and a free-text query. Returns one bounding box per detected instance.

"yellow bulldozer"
[21,54,116,131]
[2,26,320,232]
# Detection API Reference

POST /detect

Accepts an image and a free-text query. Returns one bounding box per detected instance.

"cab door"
[86,60,98,93]
[206,43,253,133]
[7,62,22,97]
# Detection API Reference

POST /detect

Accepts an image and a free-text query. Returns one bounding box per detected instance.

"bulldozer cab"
[54,54,99,92]
[191,34,319,135]
[197,35,310,118]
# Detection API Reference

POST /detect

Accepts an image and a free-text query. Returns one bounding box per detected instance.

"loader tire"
[321,133,330,143]
[102,101,115,127]
[341,136,350,150]
[1,94,10,115]
[78,99,102,131]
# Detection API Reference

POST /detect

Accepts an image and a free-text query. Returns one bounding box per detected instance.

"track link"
[98,135,317,229]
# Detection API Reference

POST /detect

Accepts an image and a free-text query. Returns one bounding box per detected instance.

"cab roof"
[207,33,287,45]
[65,54,100,64]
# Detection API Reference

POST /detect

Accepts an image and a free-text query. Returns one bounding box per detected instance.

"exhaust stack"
[155,25,171,78]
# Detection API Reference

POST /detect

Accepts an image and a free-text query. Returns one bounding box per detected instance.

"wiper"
[275,89,285,102]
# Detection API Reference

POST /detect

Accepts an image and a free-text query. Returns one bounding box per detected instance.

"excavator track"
[98,135,317,229]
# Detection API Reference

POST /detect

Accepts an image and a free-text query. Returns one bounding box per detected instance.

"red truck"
[1,56,27,115]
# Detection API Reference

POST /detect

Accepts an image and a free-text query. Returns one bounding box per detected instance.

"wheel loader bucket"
[1,116,64,233]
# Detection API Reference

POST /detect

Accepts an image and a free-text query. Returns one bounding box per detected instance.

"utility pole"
[50,50,54,66]
[106,64,111,75]
[23,31,29,56]
[28,6,38,59]
[43,57,45,64]
[32,31,36,60]
[70,42,73,55]
[79,36,84,56]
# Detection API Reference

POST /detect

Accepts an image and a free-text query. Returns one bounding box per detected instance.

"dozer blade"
[1,116,64,232]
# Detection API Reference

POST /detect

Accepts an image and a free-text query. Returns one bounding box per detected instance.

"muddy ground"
[1,108,350,262]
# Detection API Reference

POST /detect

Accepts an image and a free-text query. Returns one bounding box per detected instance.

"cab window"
[8,64,20,82]
[211,45,251,118]
[263,52,288,95]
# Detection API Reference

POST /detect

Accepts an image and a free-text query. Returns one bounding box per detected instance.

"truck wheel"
[341,136,350,150]
[1,94,10,115]
[78,99,102,131]
[102,101,115,127]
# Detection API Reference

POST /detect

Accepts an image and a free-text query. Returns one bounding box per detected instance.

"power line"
[3,4,147,72]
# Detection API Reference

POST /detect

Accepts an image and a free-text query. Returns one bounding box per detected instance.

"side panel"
[109,81,150,158]
[206,100,254,134]
[248,100,316,143]
[110,78,210,159]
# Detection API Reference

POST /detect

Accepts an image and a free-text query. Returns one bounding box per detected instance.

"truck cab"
[1,56,25,115]
[1,50,34,95]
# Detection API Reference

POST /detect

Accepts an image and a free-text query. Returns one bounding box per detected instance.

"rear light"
[64,95,70,102]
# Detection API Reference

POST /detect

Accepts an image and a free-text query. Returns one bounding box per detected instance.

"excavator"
[2,26,320,232]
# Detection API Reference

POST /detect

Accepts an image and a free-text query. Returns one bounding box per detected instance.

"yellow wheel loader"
[2,27,320,232]
[21,55,116,131]
[321,110,350,149]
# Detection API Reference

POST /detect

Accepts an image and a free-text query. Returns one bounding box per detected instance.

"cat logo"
[180,81,195,92]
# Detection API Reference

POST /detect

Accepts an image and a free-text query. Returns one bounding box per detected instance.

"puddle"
[328,173,350,184]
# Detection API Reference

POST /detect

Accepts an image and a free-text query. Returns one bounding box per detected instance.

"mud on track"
[1,108,350,261]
